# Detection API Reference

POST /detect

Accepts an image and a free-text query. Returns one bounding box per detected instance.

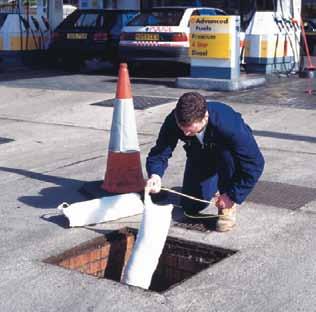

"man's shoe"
[216,205,237,232]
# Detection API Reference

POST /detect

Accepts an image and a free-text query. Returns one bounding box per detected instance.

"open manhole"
[91,96,176,110]
[44,228,236,293]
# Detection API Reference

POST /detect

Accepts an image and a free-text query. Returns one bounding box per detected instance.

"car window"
[127,9,184,26]
[191,10,200,17]
[215,9,227,15]
[74,13,100,28]
[108,12,137,37]
[198,9,217,16]
[121,12,137,25]
[57,10,79,29]
[60,11,117,31]
[197,9,226,16]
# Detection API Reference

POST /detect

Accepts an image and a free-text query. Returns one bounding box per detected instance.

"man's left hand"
[215,193,235,210]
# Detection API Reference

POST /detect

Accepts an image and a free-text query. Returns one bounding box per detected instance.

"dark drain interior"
[44,228,236,292]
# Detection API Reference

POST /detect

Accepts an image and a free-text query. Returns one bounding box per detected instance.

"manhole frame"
[44,227,237,293]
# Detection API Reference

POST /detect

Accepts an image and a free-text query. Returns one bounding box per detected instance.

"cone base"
[102,151,145,194]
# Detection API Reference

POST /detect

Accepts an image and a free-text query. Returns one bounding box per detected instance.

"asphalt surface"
[0,62,316,312]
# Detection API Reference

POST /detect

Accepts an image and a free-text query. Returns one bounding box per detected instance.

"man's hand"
[145,174,162,193]
[215,193,235,210]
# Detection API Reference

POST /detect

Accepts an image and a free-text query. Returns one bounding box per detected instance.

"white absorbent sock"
[121,193,173,289]
[57,193,144,227]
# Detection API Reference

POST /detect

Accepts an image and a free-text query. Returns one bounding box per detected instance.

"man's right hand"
[145,174,162,193]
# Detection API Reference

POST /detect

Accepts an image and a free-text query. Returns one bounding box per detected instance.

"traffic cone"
[102,63,145,193]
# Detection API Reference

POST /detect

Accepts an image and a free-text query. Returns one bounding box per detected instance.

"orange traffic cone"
[102,63,145,193]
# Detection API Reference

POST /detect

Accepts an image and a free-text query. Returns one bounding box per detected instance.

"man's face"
[177,112,208,137]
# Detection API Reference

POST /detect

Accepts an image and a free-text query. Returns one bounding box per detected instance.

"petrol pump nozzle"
[282,17,292,31]
[274,17,284,32]
[290,18,299,31]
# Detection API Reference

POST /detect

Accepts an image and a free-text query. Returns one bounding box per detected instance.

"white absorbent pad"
[121,193,173,289]
[57,193,144,227]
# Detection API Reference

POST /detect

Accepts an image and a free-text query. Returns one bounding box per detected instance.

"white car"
[63,4,77,19]
[119,6,227,65]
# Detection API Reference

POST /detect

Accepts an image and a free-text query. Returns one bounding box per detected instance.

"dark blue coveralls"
[146,101,265,214]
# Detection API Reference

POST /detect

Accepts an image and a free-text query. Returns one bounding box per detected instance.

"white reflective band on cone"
[121,193,173,289]
[57,193,144,227]
[109,98,140,152]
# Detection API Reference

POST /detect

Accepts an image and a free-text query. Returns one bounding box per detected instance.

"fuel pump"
[242,0,301,74]
[0,0,61,66]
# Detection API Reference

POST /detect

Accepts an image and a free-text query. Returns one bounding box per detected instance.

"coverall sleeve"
[146,112,179,178]
[216,109,265,204]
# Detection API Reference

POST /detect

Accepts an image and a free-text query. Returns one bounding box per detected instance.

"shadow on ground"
[0,59,189,83]
[0,166,89,227]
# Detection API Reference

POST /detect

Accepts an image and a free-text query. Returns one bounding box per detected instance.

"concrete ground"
[0,63,316,312]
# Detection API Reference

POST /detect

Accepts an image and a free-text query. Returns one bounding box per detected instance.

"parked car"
[48,9,138,68]
[63,4,77,19]
[119,7,227,67]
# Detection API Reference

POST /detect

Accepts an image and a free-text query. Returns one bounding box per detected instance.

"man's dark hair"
[175,92,207,126]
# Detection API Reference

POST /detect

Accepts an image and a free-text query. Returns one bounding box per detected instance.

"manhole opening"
[44,228,236,293]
